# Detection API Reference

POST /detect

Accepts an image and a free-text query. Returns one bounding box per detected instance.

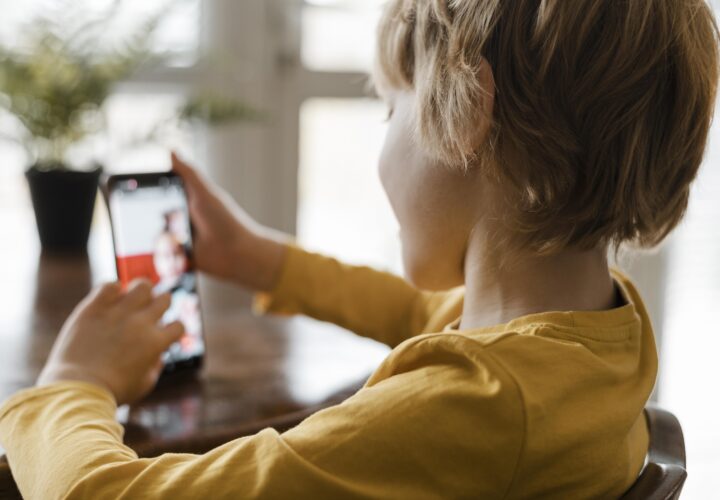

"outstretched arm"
[253,242,462,347]
[0,336,523,499]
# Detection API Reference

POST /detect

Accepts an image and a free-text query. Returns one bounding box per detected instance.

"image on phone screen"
[107,175,204,367]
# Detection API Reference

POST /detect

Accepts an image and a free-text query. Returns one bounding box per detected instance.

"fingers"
[87,282,122,306]
[120,279,154,310]
[170,151,192,177]
[171,151,209,199]
[140,292,172,322]
[158,321,185,350]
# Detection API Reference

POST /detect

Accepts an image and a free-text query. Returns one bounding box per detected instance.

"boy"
[1,1,718,498]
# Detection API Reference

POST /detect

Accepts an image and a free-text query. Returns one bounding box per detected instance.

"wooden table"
[0,208,389,498]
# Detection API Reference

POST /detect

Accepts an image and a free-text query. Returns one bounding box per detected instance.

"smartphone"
[102,172,204,373]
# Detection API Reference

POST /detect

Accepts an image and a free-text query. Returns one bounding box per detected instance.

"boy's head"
[374,0,719,289]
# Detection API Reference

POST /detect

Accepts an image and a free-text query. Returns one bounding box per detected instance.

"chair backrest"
[0,456,21,500]
[620,406,687,500]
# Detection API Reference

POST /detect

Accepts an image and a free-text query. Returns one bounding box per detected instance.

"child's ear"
[473,57,496,148]
[416,54,496,168]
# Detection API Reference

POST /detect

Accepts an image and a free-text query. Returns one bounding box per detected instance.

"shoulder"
[283,333,528,496]
[375,331,521,373]
[367,333,527,424]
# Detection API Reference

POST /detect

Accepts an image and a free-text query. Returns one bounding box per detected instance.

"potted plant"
[0,2,256,252]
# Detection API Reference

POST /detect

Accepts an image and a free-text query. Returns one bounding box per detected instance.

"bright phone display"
[105,173,204,370]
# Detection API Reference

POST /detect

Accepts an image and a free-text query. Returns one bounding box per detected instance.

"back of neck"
[459,241,616,331]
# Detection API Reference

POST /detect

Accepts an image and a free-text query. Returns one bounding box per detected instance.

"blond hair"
[375,0,720,253]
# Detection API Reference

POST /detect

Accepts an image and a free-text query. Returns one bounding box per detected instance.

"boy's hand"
[171,152,288,292]
[37,280,184,406]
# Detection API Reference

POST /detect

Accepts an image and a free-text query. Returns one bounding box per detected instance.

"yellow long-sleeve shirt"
[0,242,656,499]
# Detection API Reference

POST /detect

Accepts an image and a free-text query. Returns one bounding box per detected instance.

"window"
[298,98,400,272]
[295,0,397,270]
[98,92,196,173]
[302,0,385,72]
[0,0,200,65]
[657,103,720,497]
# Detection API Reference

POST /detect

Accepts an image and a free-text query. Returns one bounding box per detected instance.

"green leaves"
[0,0,254,168]
[0,1,158,164]
[180,94,264,126]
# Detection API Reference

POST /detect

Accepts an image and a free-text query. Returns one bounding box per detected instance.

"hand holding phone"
[170,153,289,293]
[103,171,205,373]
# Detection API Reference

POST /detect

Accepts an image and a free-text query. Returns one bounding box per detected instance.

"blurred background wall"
[0,1,719,496]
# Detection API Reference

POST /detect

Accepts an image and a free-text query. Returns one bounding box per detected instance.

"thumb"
[171,151,208,198]
[170,151,202,189]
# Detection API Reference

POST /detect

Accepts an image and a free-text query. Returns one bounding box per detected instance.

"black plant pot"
[25,165,102,253]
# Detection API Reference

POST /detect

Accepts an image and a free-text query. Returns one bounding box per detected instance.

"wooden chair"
[0,456,20,500]
[621,406,688,500]
[0,406,687,500]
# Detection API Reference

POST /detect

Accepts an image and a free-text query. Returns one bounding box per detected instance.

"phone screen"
[107,174,204,368]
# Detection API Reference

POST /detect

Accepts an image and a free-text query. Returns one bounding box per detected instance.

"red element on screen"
[116,254,160,286]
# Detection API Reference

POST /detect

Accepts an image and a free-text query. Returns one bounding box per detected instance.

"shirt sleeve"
[0,336,525,500]
[252,242,462,347]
